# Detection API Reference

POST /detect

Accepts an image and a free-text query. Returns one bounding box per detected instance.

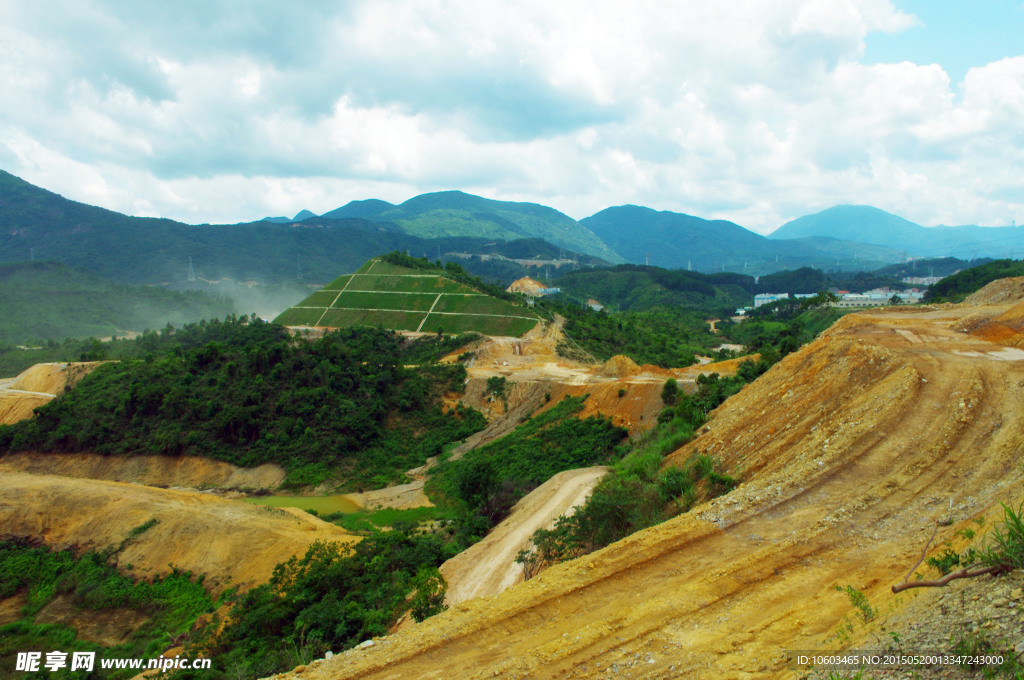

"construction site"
[2,279,1024,678]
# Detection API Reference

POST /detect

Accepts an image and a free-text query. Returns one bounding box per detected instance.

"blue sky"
[0,1,1021,235]
[865,0,1024,85]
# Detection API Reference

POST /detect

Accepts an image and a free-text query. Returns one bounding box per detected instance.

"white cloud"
[0,0,1021,234]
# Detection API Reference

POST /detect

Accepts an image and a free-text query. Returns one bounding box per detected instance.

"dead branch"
[901,522,939,584]
[891,564,1008,594]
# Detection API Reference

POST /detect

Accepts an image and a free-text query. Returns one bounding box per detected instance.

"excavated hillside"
[0,469,355,594]
[0,361,102,425]
[272,300,1024,680]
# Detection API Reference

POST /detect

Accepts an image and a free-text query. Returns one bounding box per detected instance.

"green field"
[346,274,466,293]
[320,308,428,330]
[333,290,440,312]
[420,314,537,336]
[273,257,539,336]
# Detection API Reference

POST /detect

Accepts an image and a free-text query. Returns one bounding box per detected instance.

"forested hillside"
[0,319,484,489]
[0,261,234,345]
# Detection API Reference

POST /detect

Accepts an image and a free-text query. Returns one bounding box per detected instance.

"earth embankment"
[0,362,103,425]
[0,452,285,491]
[272,300,1024,680]
[0,469,355,594]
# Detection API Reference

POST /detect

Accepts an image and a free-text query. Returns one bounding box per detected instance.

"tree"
[661,378,679,406]
[889,294,903,305]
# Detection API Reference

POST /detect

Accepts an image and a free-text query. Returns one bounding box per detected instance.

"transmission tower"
[187,256,196,282]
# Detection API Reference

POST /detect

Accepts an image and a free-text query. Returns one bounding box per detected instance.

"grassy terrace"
[274,258,539,336]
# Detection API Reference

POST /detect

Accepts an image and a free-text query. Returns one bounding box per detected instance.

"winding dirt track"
[440,467,608,606]
[275,302,1024,680]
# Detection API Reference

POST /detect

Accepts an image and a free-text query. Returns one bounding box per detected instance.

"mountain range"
[2,168,1021,292]
[770,205,1024,259]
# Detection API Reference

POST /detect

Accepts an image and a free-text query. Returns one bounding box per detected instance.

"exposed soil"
[0,470,356,595]
[440,467,608,606]
[269,297,1024,680]
[965,276,1024,305]
[0,452,285,492]
[344,481,433,510]
[0,362,103,425]
[34,595,150,647]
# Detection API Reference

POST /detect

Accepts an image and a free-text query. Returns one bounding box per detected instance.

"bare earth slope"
[440,466,608,606]
[0,362,102,425]
[273,301,1024,680]
[0,452,285,491]
[0,469,355,594]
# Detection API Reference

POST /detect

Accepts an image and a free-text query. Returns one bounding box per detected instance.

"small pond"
[243,495,360,514]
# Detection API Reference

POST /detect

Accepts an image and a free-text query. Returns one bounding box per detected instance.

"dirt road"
[272,300,1024,680]
[440,466,608,606]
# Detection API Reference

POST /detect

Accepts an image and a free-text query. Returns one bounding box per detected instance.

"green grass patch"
[333,290,440,312]
[432,295,522,316]
[294,290,340,308]
[346,274,468,293]
[271,307,325,326]
[419,314,537,336]
[321,274,353,289]
[361,260,422,276]
[318,308,427,330]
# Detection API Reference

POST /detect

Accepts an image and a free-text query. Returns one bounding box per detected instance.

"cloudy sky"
[1,0,1021,234]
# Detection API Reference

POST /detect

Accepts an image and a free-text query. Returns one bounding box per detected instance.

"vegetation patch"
[0,319,485,490]
[273,254,540,337]
[0,539,217,680]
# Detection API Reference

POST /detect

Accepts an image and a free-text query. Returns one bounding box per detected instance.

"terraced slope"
[272,300,1024,680]
[274,259,539,337]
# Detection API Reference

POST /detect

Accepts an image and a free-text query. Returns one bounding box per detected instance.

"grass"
[274,258,540,336]
[432,295,523,316]
[320,505,457,532]
[346,274,466,293]
[420,314,538,336]
[333,290,440,312]
[319,308,427,330]
[294,290,340,307]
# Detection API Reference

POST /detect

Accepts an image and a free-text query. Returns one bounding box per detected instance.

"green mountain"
[0,261,234,344]
[770,205,923,248]
[0,171,603,295]
[770,205,1024,259]
[555,264,755,312]
[274,254,540,337]
[322,190,623,263]
[579,205,904,273]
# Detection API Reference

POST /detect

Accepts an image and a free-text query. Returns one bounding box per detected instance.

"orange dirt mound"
[994,297,1024,330]
[596,355,640,378]
[965,276,1024,305]
[542,381,666,434]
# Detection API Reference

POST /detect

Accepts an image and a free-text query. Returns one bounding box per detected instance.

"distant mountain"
[0,170,605,291]
[580,205,903,273]
[319,190,623,263]
[321,199,395,220]
[770,205,922,246]
[261,209,319,224]
[771,205,1024,259]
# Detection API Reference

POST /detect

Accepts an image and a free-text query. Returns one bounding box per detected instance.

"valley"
[264,289,1024,680]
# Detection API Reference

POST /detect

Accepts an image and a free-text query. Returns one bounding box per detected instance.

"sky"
[0,0,1022,235]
